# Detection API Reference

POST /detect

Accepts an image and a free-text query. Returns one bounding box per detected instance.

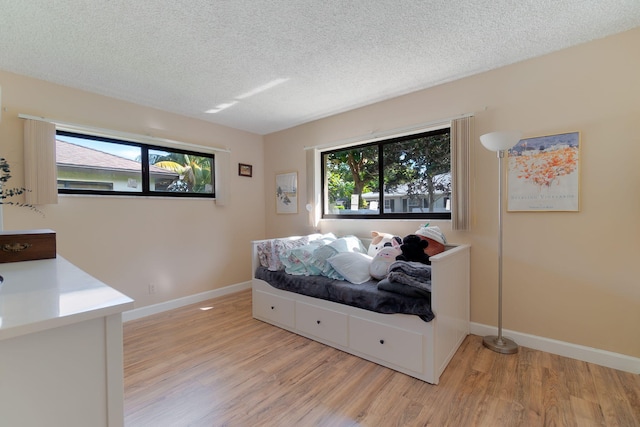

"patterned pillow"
[281,241,325,275]
[257,237,309,271]
[309,245,341,278]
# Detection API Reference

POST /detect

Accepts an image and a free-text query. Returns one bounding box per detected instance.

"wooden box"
[0,229,56,263]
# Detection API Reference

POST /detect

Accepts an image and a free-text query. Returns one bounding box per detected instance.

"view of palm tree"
[149,150,213,193]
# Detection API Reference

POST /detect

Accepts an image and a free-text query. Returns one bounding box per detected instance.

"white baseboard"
[470,322,639,375]
[122,281,252,322]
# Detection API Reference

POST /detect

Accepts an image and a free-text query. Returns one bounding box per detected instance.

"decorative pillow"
[308,232,338,243]
[329,235,367,254]
[265,236,309,271]
[327,252,373,284]
[281,242,325,276]
[308,245,342,278]
[256,242,271,268]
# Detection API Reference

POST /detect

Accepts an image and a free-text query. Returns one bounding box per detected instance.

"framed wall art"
[507,131,580,212]
[238,163,252,177]
[275,171,298,214]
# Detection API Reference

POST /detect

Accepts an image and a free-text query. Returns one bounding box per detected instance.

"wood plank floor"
[123,290,639,426]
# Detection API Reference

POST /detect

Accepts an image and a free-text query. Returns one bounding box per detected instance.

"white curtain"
[24,119,58,205]
[305,148,319,228]
[450,116,473,230]
[214,151,230,206]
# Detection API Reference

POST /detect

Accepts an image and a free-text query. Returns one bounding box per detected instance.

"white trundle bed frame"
[251,237,470,384]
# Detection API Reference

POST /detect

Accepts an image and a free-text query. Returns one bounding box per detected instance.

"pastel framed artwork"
[507,131,580,212]
[275,171,298,214]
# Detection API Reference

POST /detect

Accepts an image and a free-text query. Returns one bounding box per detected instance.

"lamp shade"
[479,131,522,152]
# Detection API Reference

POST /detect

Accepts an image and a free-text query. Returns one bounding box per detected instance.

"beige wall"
[264,28,640,358]
[0,70,266,308]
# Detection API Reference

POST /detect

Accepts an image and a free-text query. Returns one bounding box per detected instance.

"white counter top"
[0,256,134,341]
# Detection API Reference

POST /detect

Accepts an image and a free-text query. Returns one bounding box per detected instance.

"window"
[56,131,215,198]
[322,128,451,219]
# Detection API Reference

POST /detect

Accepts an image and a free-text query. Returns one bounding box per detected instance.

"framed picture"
[507,131,580,212]
[238,163,252,177]
[275,171,298,214]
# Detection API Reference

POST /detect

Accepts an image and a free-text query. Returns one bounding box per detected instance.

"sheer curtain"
[214,151,230,206]
[451,116,473,230]
[23,119,58,205]
[305,148,319,229]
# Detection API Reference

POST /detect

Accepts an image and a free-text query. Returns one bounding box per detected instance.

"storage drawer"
[0,229,56,263]
[253,290,295,328]
[296,301,348,346]
[349,316,423,373]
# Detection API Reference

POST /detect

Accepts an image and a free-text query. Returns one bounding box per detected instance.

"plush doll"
[414,225,447,256]
[367,231,402,257]
[396,234,431,265]
[369,246,402,279]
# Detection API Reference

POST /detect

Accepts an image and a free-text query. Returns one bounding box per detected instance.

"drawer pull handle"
[2,242,32,252]
[379,339,385,345]
[316,320,321,324]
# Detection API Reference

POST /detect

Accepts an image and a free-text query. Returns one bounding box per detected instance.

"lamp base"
[483,335,519,354]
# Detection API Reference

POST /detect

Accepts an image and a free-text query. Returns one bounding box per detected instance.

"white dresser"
[0,256,134,427]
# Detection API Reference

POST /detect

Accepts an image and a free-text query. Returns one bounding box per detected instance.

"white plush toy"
[369,246,402,280]
[367,231,402,257]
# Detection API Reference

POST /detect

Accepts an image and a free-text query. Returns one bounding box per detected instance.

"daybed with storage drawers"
[251,235,470,384]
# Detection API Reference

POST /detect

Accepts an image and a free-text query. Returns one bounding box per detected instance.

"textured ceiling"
[1,1,639,135]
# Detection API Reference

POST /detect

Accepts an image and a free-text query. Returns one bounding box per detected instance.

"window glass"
[323,145,378,215]
[148,149,214,194]
[56,131,215,198]
[56,133,143,192]
[322,128,451,219]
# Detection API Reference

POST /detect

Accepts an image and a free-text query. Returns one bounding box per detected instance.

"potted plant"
[0,158,53,263]
[0,157,40,212]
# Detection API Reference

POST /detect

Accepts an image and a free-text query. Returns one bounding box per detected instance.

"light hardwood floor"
[123,290,639,426]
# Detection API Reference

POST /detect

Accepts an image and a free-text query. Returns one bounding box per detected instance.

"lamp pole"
[482,148,518,354]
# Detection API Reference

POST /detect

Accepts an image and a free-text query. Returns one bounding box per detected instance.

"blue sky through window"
[56,134,141,161]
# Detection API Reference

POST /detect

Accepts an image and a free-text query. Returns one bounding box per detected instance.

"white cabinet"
[0,257,134,427]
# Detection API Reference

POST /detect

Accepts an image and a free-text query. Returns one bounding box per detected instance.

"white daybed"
[251,236,470,384]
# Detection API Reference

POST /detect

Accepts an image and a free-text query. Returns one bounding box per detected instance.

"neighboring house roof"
[56,140,178,177]
[361,173,451,198]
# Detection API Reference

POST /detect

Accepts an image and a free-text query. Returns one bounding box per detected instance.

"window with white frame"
[56,130,215,198]
[321,127,451,219]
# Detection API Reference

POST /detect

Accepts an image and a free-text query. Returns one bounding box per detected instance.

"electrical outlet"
[148,283,156,294]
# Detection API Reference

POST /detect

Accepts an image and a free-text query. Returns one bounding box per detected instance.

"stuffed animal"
[414,225,447,256]
[396,234,431,265]
[367,231,402,257]
[369,246,402,279]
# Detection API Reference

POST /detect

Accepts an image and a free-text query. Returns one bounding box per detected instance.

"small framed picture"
[275,171,298,214]
[238,163,252,177]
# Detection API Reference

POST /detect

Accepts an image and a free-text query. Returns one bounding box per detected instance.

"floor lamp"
[479,130,522,354]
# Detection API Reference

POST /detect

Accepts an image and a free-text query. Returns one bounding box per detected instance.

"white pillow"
[327,252,373,284]
[329,235,366,253]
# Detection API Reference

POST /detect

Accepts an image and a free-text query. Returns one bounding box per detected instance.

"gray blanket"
[387,261,432,292]
[255,266,434,322]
